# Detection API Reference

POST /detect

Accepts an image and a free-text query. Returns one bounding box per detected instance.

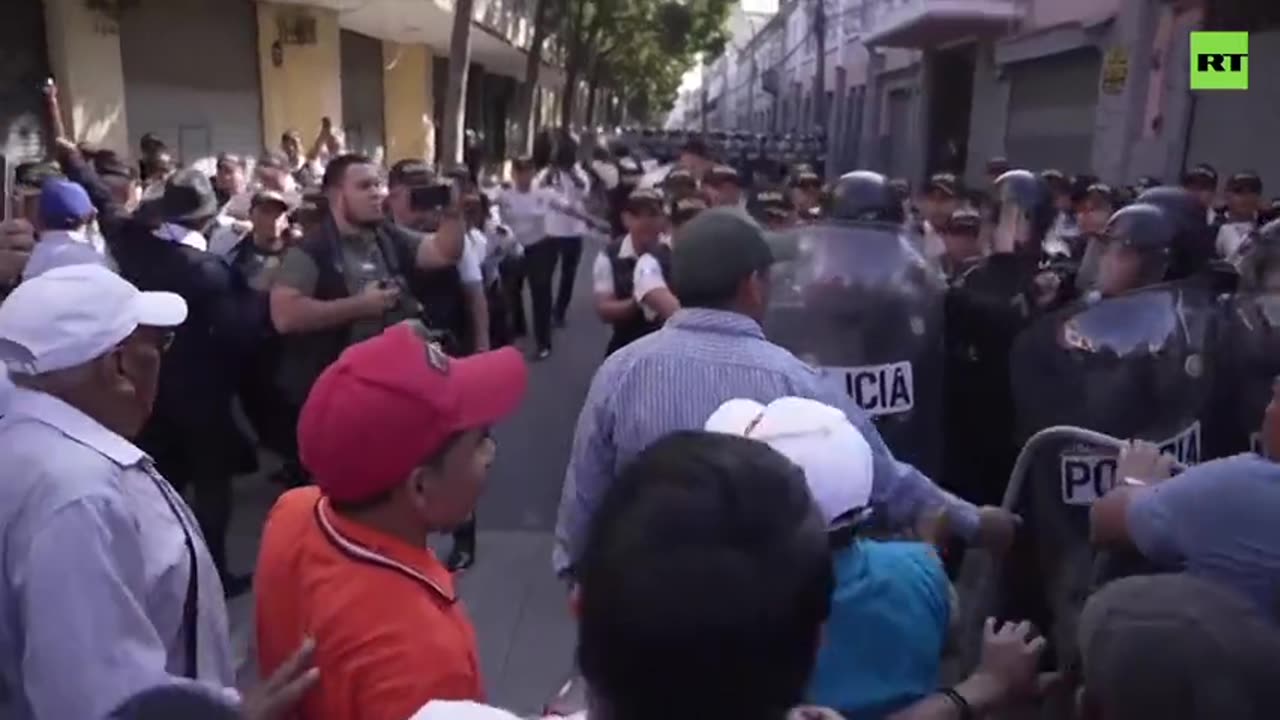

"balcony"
[863,0,1024,48]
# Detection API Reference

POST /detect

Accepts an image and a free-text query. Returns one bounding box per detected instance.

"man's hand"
[975,506,1020,553]
[1116,440,1176,484]
[958,618,1055,711]
[355,281,399,317]
[0,219,35,286]
[241,637,319,720]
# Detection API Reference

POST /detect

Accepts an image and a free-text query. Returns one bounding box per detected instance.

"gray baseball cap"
[671,208,775,306]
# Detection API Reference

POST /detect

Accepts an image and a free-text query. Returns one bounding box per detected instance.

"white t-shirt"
[633,253,669,321]
[499,187,550,246]
[592,235,637,296]
[537,167,592,238]
[459,229,486,285]
[1216,220,1257,264]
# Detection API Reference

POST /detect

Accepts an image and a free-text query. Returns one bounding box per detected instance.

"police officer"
[1085,203,1178,299]
[828,170,904,225]
[943,169,1060,507]
[750,187,797,230]
[1135,185,1218,287]
[704,164,745,209]
[790,166,825,221]
[591,189,676,355]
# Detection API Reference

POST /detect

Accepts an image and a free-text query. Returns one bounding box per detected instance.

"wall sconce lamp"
[272,40,285,68]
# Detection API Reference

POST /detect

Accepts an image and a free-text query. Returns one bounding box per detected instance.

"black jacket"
[62,151,260,430]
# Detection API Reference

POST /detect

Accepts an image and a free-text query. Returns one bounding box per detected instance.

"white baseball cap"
[705,397,874,526]
[0,263,187,375]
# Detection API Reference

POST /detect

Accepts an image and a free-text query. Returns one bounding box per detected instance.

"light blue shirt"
[809,541,950,718]
[553,308,979,574]
[0,387,235,719]
[1128,452,1280,617]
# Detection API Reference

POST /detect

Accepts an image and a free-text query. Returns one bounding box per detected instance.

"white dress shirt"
[537,167,592,238]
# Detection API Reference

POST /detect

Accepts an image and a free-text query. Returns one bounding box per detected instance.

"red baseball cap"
[298,323,529,503]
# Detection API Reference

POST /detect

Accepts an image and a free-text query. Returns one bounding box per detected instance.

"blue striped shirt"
[553,307,978,574]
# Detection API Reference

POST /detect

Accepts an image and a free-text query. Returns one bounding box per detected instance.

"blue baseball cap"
[39,179,94,230]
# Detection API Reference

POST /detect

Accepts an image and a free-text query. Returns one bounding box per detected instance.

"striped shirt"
[553,308,978,574]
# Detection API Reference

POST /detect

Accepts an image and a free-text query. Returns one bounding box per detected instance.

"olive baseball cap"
[671,208,775,305]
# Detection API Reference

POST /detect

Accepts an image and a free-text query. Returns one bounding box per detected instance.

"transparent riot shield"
[1213,292,1280,457]
[1003,281,1218,666]
[764,221,947,481]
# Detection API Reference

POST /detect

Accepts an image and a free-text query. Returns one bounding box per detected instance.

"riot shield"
[1213,291,1280,457]
[764,221,947,481]
[1006,281,1218,665]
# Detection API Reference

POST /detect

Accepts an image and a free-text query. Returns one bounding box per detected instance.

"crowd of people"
[0,73,1279,720]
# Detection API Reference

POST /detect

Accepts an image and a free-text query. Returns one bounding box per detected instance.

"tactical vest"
[604,240,672,355]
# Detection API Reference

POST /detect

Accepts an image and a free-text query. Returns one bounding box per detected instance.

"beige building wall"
[381,41,436,164]
[43,0,129,151]
[257,2,343,153]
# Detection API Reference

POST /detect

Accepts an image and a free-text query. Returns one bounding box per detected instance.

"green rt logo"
[1191,31,1249,90]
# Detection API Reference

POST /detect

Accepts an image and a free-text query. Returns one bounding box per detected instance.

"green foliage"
[555,0,731,122]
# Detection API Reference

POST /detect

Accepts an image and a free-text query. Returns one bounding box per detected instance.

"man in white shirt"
[591,189,678,355]
[1216,171,1264,264]
[537,141,594,332]
[499,157,554,356]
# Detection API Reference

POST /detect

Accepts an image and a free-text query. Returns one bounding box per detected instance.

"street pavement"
[224,250,609,713]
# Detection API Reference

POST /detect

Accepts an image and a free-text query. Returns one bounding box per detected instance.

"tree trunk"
[514,0,552,154]
[441,0,477,166]
[559,0,587,128]
[584,66,601,127]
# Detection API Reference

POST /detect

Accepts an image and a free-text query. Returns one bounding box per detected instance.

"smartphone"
[410,184,452,212]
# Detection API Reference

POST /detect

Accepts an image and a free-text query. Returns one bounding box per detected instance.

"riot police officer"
[943,169,1061,508]
[828,170,905,225]
[1083,203,1177,299]
[1135,185,1220,289]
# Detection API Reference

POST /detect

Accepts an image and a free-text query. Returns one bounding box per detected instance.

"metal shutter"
[119,0,263,173]
[341,30,386,160]
[884,88,914,180]
[1004,48,1102,174]
[1185,30,1280,184]
[0,0,50,163]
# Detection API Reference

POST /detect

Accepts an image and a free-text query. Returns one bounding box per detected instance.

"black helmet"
[1103,203,1175,256]
[829,170,904,224]
[994,169,1055,242]
[1135,186,1214,280]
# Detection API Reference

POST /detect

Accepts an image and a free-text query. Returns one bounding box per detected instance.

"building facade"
[690,0,1279,189]
[3,0,569,172]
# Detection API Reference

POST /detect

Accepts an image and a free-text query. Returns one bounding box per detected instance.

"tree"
[514,0,557,154]
[556,0,732,128]
[441,0,476,165]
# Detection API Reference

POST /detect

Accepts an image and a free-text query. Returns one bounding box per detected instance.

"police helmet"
[829,170,904,224]
[1103,203,1176,257]
[1135,185,1214,281]
[993,169,1056,242]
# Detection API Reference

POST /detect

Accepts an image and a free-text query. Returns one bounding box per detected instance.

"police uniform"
[592,190,674,355]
